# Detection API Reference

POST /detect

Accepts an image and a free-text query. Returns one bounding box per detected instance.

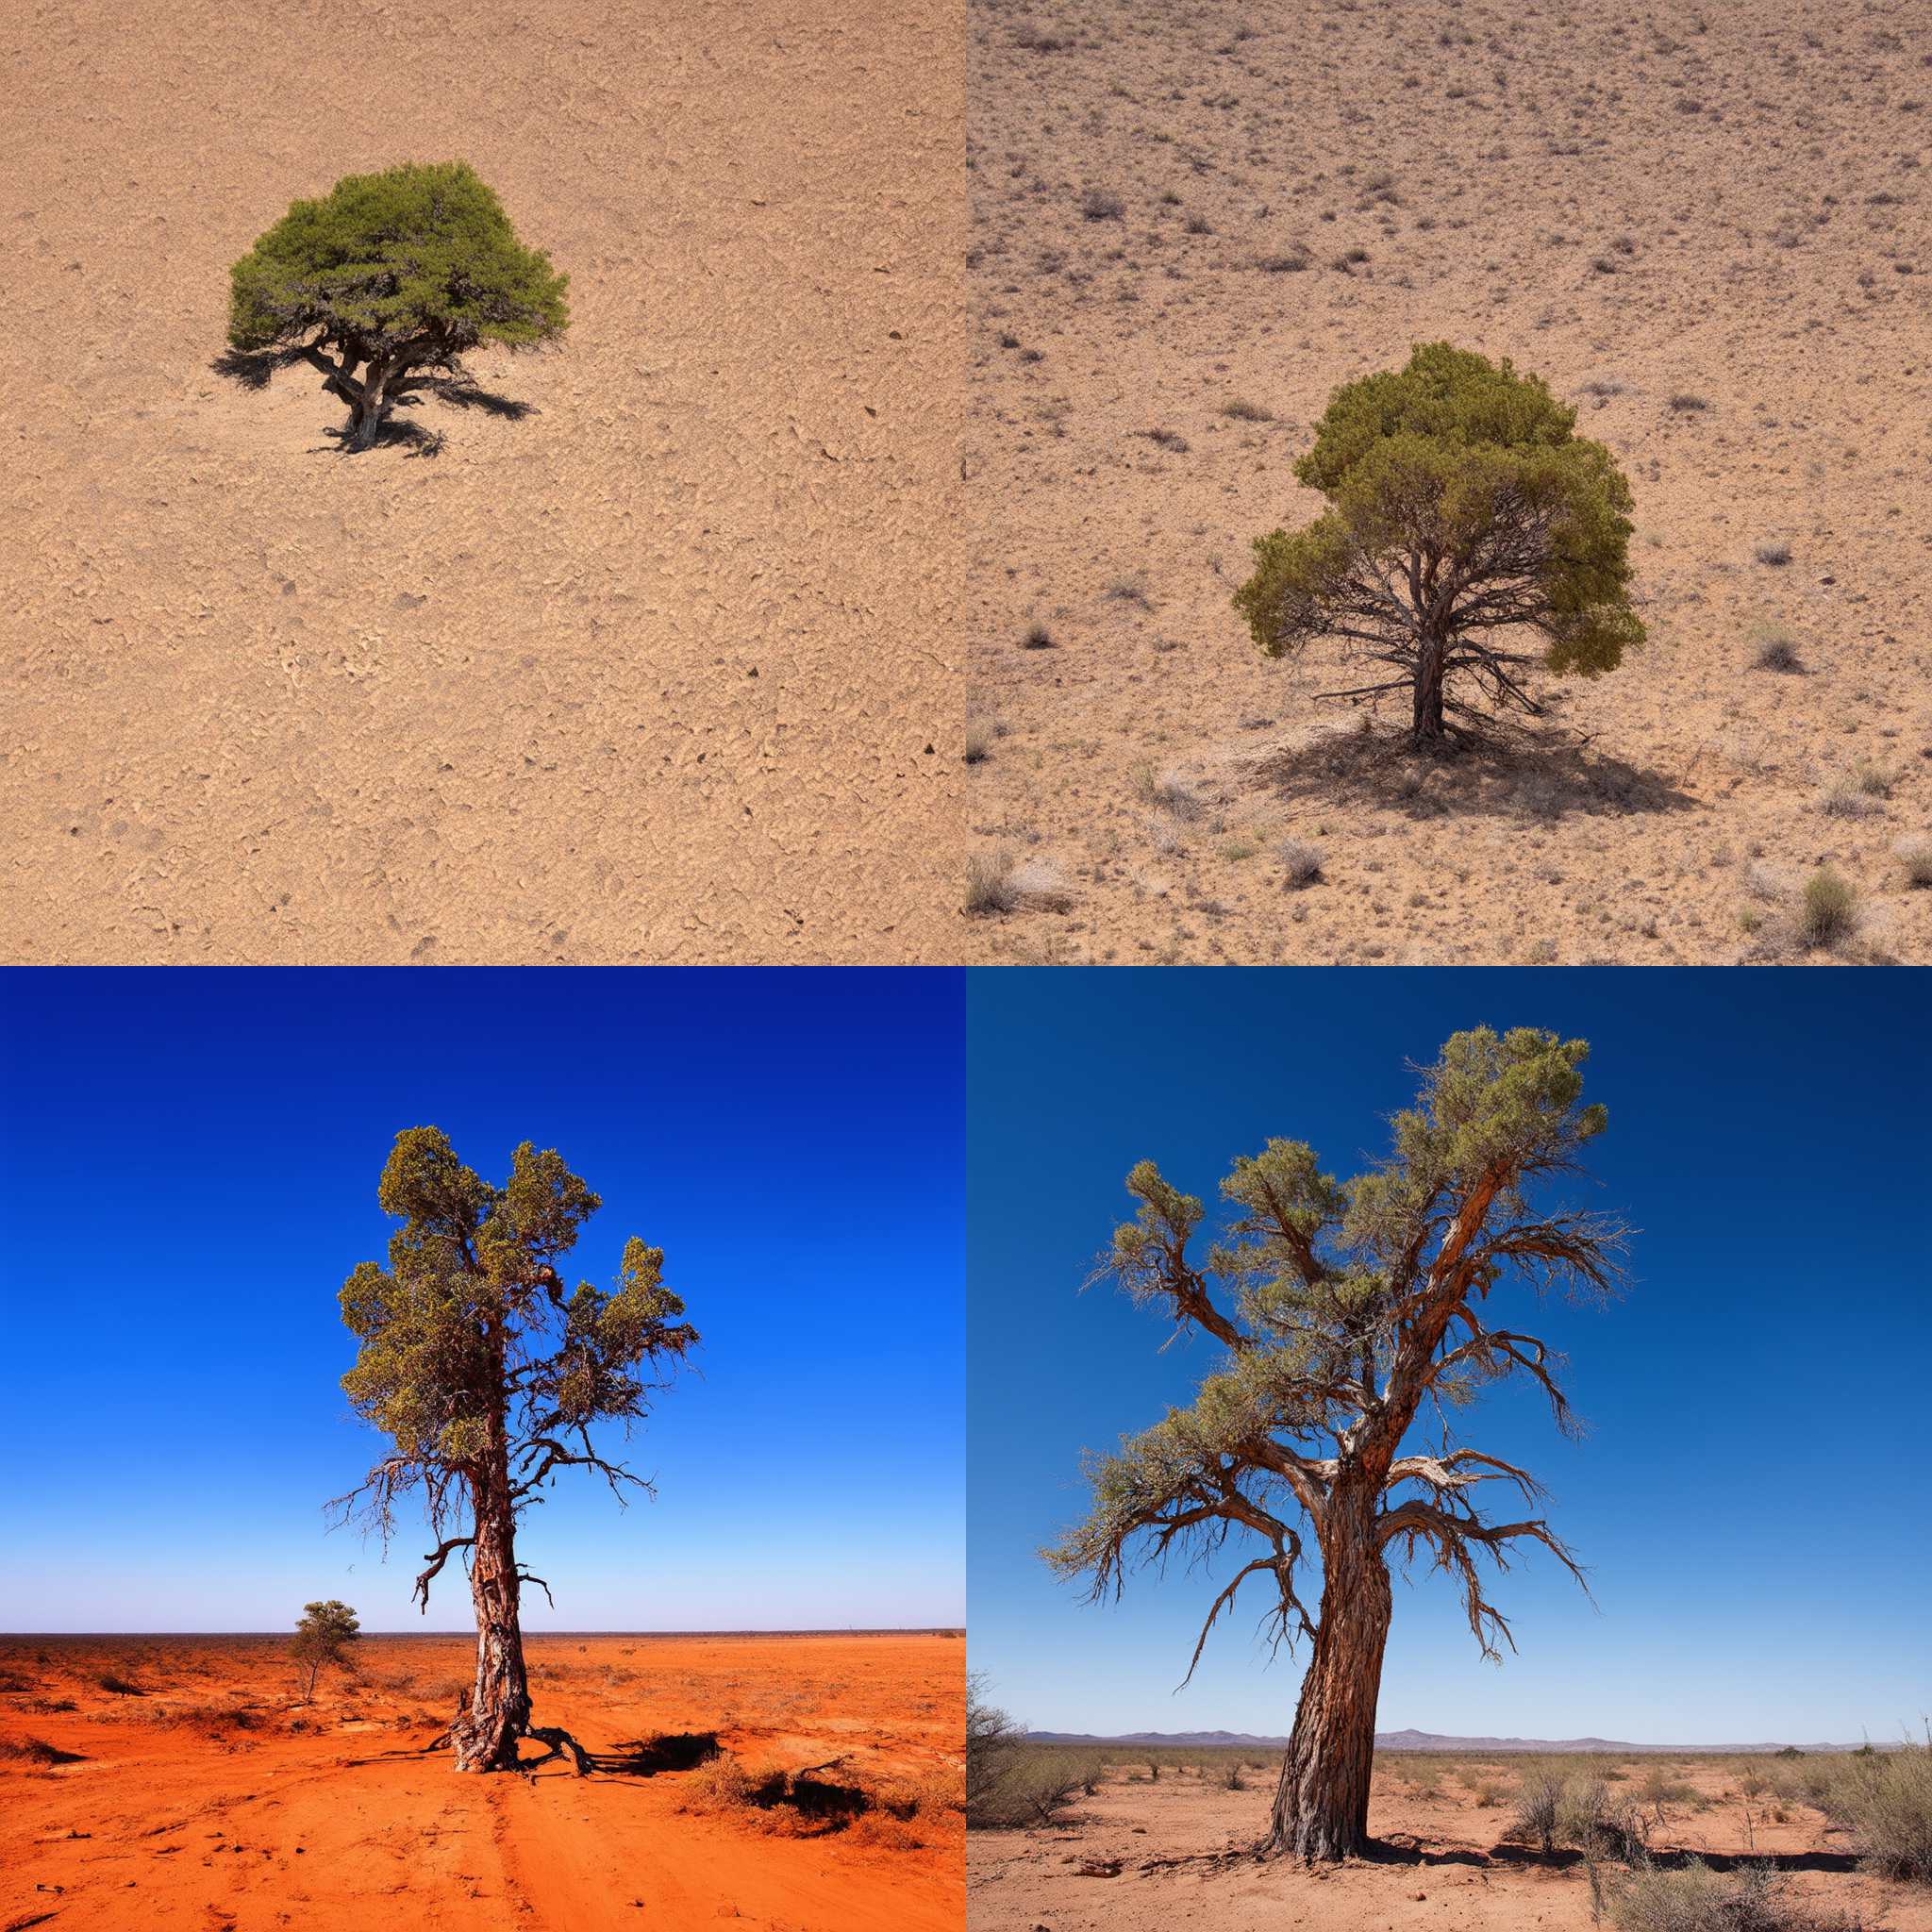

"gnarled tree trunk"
[346,357,392,452]
[1410,629,1449,746]
[449,1452,530,1773]
[1267,1492,1393,1860]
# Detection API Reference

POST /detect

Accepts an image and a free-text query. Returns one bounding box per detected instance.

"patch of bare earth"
[0,1631,963,1932]
[1,0,963,965]
[963,0,1931,964]
[968,1758,1932,1931]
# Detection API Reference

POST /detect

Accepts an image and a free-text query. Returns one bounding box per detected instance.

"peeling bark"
[1266,1489,1393,1860]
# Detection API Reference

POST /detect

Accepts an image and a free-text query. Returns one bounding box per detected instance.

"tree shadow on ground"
[596,1731,721,1776]
[1243,717,1696,824]
[208,355,537,459]
[1470,1840,1860,1876]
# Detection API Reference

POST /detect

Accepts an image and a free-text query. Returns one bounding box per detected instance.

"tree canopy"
[226,161,568,449]
[290,1599,360,1698]
[1234,344,1644,745]
[338,1126,695,1610]
[1045,1028,1626,1857]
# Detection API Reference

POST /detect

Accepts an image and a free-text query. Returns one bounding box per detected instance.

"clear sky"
[967,969,1930,1747]
[1,968,964,1634]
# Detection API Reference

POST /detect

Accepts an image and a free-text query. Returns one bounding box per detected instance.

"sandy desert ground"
[963,0,1932,964]
[0,1630,963,1932]
[968,1754,1932,1931]
[0,0,963,964]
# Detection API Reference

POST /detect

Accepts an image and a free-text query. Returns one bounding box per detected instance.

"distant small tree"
[1234,344,1644,747]
[335,1128,695,1773]
[226,161,568,450]
[291,1599,360,1700]
[1046,1027,1626,1862]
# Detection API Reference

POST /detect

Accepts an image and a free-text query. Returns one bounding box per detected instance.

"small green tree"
[1234,344,1644,747]
[335,1128,694,1774]
[290,1599,361,1699]
[226,161,568,451]
[1046,1027,1626,1862]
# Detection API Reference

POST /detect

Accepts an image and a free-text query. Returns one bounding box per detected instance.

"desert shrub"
[1224,398,1276,422]
[966,1675,1024,1824]
[1278,839,1324,887]
[1637,1769,1701,1811]
[1754,540,1792,566]
[1610,1860,1792,1931]
[95,1672,144,1695]
[1080,188,1125,221]
[1022,623,1055,649]
[1894,836,1932,887]
[1748,624,1803,672]
[1133,764,1205,821]
[963,725,991,765]
[1513,1761,1568,1854]
[1798,867,1857,949]
[0,1735,85,1765]
[964,853,1020,917]
[1224,1760,1246,1790]
[679,1752,788,1813]
[1812,1740,1932,1881]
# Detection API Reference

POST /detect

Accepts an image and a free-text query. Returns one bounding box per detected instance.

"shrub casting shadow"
[1245,717,1695,824]
[602,1731,721,1776]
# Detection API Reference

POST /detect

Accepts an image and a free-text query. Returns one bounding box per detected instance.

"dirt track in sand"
[968,1757,1932,1931]
[962,0,1932,964]
[0,1631,963,1932]
[1,0,964,965]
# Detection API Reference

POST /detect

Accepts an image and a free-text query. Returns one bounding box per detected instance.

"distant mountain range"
[1026,1726,1890,1755]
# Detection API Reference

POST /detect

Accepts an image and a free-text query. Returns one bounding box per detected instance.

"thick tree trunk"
[1409,631,1449,745]
[1266,1497,1393,1860]
[449,1456,530,1773]
[346,358,392,451]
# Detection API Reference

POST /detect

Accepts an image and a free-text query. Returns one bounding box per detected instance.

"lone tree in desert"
[290,1599,360,1700]
[226,161,569,451]
[1047,1027,1625,1861]
[1234,344,1643,747]
[336,1127,694,1773]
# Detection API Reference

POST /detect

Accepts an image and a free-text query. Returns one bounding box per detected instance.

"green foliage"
[1799,866,1857,950]
[1048,1028,1623,1678]
[1234,343,1643,738]
[338,1128,695,1531]
[228,161,568,363]
[290,1599,360,1695]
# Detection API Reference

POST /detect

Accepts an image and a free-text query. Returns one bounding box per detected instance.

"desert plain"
[964,0,1932,963]
[967,1747,1932,1931]
[0,1630,964,1932]
[0,0,963,965]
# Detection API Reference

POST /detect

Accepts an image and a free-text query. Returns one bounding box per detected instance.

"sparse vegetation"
[1748,623,1803,673]
[1277,838,1324,887]
[1894,836,1932,887]
[1754,540,1793,566]
[1798,865,1858,948]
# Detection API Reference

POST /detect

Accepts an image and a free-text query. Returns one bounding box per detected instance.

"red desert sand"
[0,1631,963,1932]
[0,0,963,965]
[967,1754,1932,1931]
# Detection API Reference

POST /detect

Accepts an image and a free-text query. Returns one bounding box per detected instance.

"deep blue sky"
[1,969,964,1633]
[968,970,1930,1746]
